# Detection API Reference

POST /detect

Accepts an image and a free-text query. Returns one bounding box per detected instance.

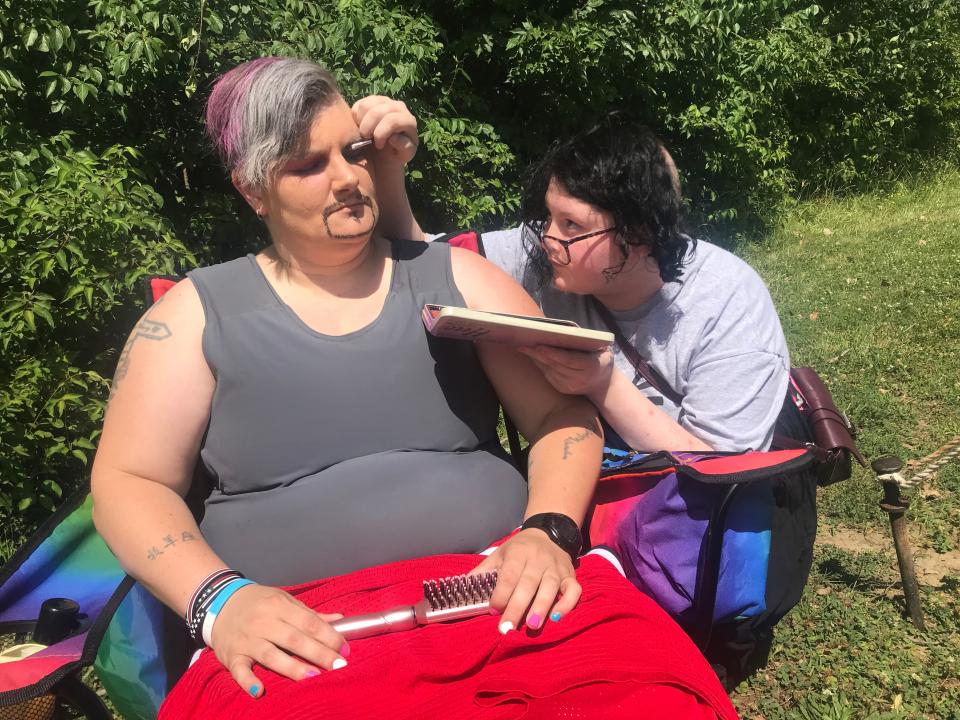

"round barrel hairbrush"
[331,571,497,640]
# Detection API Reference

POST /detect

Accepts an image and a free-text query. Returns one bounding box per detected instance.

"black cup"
[32,597,81,646]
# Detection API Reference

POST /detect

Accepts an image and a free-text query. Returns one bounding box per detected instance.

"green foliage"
[0,134,190,517]
[0,0,481,528]
[416,0,960,231]
[1,0,958,531]
[2,6,960,715]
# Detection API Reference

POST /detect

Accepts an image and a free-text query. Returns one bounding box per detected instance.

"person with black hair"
[479,112,791,454]
[365,106,789,454]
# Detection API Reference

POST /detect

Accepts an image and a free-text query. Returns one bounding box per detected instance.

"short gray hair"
[206,57,341,189]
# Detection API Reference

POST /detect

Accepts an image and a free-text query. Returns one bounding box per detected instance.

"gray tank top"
[188,240,527,585]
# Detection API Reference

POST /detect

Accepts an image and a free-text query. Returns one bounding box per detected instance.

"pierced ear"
[232,172,266,217]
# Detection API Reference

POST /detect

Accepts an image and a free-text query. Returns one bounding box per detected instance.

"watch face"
[545,515,581,554]
[523,513,582,557]
[550,518,580,549]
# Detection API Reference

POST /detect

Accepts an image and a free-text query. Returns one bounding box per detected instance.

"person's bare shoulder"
[449,246,543,317]
[142,277,204,326]
[106,278,205,388]
[95,275,213,494]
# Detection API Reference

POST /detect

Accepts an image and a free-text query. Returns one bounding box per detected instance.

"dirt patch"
[818,525,960,585]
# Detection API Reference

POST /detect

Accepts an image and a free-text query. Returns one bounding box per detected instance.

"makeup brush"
[330,571,498,641]
[347,138,375,151]
[344,138,375,158]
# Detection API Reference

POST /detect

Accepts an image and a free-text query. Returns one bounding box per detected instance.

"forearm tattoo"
[561,429,592,460]
[146,530,196,561]
[109,297,172,400]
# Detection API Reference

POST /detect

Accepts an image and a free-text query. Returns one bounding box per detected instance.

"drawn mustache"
[322,195,374,219]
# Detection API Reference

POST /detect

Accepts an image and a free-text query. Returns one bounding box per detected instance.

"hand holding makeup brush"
[353,94,422,241]
[351,95,419,166]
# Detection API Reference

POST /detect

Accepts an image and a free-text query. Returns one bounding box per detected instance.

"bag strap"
[589,296,684,406]
[771,431,833,463]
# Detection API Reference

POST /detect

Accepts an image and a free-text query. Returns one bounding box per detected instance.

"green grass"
[731,170,960,719]
[735,546,960,720]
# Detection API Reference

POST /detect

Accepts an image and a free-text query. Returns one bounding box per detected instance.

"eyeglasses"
[534,225,617,266]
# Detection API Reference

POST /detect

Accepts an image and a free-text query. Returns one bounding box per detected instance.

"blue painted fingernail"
[550,611,562,622]
[249,685,260,697]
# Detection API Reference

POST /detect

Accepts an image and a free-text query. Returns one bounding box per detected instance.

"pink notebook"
[422,304,613,352]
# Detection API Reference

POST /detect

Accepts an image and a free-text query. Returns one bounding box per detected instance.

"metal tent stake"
[872,455,926,630]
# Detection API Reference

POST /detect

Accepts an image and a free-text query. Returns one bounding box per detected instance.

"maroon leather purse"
[776,367,867,485]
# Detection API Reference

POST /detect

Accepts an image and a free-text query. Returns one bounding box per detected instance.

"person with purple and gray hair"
[90,56,606,702]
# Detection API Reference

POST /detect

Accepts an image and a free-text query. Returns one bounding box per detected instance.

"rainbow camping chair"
[0,276,185,720]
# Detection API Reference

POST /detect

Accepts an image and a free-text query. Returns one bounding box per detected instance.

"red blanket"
[160,554,738,719]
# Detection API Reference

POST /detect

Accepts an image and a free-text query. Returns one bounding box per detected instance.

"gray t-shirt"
[479,227,790,452]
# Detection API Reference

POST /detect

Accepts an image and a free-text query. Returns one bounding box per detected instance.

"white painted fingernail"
[498,620,514,635]
[331,658,348,670]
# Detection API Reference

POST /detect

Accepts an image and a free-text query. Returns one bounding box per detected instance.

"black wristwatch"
[521,513,582,561]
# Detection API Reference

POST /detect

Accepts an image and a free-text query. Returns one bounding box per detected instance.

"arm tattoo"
[145,530,196,560]
[109,296,172,400]
[561,429,592,460]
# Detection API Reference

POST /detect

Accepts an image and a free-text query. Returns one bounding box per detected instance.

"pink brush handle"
[331,606,418,640]
[331,599,491,640]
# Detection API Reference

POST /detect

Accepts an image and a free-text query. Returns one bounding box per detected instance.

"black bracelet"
[186,570,244,643]
[185,569,235,623]
[521,512,583,561]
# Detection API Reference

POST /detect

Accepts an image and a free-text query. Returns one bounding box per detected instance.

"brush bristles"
[423,571,498,610]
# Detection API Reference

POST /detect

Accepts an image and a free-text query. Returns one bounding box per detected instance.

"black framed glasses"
[535,225,617,266]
